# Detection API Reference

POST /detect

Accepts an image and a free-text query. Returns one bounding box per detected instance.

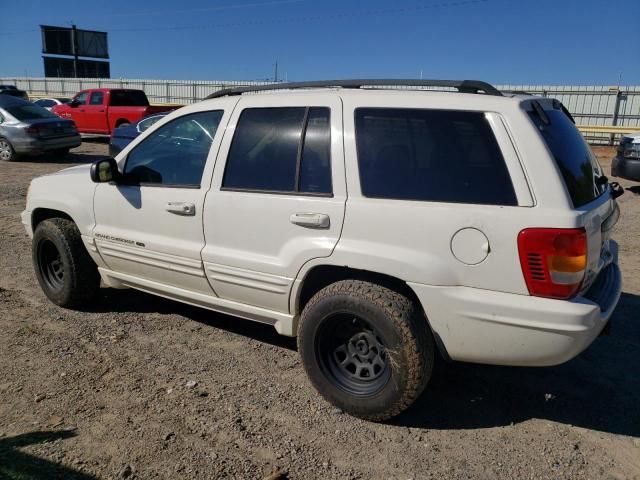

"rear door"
[84,90,108,133]
[201,94,346,313]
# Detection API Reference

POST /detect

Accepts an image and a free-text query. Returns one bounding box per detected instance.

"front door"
[84,91,108,134]
[93,108,228,294]
[202,94,346,313]
[68,91,89,130]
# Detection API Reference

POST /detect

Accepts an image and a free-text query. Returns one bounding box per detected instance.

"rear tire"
[0,137,17,161]
[32,218,100,308]
[298,280,434,421]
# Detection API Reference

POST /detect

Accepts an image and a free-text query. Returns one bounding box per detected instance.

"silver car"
[0,95,81,161]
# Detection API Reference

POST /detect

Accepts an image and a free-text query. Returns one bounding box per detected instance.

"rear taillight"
[25,126,43,136]
[518,228,587,299]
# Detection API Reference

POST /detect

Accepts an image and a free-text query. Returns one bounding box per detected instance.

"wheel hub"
[315,314,391,397]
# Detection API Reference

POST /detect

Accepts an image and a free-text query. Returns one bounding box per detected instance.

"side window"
[355,108,517,206]
[89,92,104,105]
[36,99,54,108]
[222,107,332,194]
[74,92,88,105]
[123,110,223,187]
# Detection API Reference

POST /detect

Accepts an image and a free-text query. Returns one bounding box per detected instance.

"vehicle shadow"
[627,185,640,195]
[90,288,297,351]
[394,291,640,437]
[87,287,638,437]
[0,430,97,479]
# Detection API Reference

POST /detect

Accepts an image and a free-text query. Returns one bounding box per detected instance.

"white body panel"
[201,94,346,313]
[22,88,622,367]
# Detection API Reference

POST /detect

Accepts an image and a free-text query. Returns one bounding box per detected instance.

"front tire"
[0,137,17,161]
[298,280,434,421]
[32,218,100,308]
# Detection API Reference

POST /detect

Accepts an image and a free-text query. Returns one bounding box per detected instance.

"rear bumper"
[409,259,621,367]
[611,155,640,181]
[13,135,82,154]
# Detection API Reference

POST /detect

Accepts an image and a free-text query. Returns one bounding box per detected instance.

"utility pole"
[274,61,278,82]
[71,24,79,78]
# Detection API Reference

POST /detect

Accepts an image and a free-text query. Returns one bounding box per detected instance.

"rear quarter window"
[355,108,517,205]
[528,107,606,207]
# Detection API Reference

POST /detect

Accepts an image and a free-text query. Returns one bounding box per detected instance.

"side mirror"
[69,100,79,107]
[90,158,120,183]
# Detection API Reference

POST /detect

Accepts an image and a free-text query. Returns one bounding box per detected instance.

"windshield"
[529,106,606,207]
[6,105,59,121]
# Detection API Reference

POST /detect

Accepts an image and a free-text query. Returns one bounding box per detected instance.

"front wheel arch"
[31,208,74,233]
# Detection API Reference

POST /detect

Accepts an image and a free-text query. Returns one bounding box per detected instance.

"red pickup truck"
[51,89,178,135]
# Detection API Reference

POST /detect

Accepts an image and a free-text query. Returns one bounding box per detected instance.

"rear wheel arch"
[295,265,451,361]
[115,119,130,128]
[296,265,420,315]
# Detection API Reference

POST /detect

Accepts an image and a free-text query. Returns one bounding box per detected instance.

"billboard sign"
[43,57,111,78]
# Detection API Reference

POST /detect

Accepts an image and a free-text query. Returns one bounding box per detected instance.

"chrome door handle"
[166,202,195,216]
[290,213,330,228]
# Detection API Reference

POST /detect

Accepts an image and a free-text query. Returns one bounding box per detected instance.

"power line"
[0,0,490,36]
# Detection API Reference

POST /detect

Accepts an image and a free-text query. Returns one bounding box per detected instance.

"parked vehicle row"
[22,79,623,421]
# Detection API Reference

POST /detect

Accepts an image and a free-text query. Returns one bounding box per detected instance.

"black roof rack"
[205,79,502,99]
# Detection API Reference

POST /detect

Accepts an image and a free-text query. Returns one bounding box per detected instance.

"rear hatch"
[527,99,619,293]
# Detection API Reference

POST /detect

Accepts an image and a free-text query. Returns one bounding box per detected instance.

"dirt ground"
[0,141,638,480]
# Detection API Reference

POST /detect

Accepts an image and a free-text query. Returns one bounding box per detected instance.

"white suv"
[22,80,623,420]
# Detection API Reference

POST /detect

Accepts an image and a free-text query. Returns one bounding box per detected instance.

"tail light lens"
[518,228,587,299]
[25,126,44,136]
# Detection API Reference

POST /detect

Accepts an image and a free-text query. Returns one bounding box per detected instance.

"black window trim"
[221,106,333,197]
[120,109,224,188]
[353,106,518,206]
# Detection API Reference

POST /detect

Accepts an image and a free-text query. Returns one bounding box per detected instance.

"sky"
[1,0,639,85]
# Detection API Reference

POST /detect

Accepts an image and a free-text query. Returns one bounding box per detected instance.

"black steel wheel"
[37,239,65,292]
[298,280,434,421]
[316,314,391,397]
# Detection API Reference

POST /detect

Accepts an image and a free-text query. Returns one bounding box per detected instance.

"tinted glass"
[90,92,104,105]
[74,92,88,104]
[35,99,55,108]
[110,90,149,107]
[124,110,223,186]
[299,108,332,194]
[6,105,58,121]
[223,107,305,192]
[529,108,605,207]
[137,114,165,132]
[355,108,517,205]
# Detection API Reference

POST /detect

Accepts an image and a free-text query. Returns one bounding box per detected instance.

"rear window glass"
[529,107,606,207]
[355,108,517,205]
[110,90,149,107]
[6,105,58,120]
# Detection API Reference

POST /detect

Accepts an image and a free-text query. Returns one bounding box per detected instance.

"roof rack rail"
[204,79,502,99]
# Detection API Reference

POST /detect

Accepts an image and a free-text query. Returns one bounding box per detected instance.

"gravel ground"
[0,141,638,480]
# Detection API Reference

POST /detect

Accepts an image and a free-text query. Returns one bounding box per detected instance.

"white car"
[22,80,622,420]
[33,97,71,111]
